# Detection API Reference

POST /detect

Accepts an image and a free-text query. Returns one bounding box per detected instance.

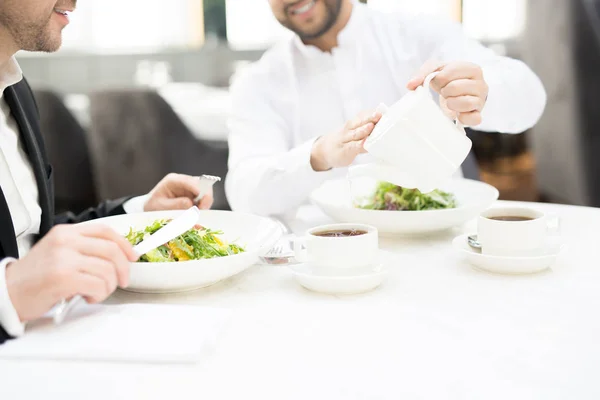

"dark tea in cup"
[313,229,367,238]
[488,216,535,222]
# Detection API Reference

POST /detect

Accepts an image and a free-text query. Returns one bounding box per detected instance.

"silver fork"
[264,244,284,258]
[194,175,221,203]
[260,236,295,265]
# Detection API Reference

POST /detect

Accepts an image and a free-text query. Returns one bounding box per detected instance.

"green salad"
[125,220,245,263]
[356,181,457,211]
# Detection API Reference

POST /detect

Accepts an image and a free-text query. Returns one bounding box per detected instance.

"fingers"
[407,62,484,93]
[69,273,114,304]
[406,60,446,90]
[161,173,202,198]
[76,256,119,295]
[342,140,365,159]
[147,173,213,211]
[442,95,483,126]
[445,95,485,113]
[439,97,458,120]
[408,62,487,127]
[344,122,375,143]
[358,139,369,154]
[339,110,382,162]
[345,111,382,131]
[440,79,486,99]
[429,63,483,93]
[457,111,482,126]
[76,224,137,262]
[73,237,130,288]
[197,191,214,210]
[151,197,194,211]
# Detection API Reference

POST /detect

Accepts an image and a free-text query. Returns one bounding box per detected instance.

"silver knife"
[53,206,202,324]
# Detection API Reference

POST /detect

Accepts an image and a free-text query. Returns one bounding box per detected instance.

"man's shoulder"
[362,5,454,33]
[361,4,411,24]
[231,39,296,93]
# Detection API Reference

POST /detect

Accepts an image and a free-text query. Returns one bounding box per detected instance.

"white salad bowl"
[79,210,283,293]
[310,178,499,235]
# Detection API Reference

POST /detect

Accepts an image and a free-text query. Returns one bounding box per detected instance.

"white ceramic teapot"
[349,72,473,193]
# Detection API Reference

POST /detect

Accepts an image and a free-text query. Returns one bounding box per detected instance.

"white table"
[2,201,600,400]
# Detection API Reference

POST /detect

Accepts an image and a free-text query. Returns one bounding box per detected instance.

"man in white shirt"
[0,0,214,343]
[225,0,547,217]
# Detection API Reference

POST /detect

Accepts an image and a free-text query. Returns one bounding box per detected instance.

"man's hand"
[310,111,382,172]
[407,61,489,126]
[144,173,214,212]
[5,224,138,322]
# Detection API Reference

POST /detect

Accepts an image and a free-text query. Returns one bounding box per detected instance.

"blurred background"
[17,0,600,212]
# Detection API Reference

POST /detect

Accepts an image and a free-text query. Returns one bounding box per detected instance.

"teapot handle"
[423,71,439,93]
[422,72,467,135]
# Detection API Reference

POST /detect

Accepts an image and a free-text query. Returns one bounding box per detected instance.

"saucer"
[452,234,565,275]
[288,251,392,295]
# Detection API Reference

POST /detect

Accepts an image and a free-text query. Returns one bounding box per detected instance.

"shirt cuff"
[281,137,341,180]
[123,194,149,214]
[279,137,343,190]
[0,258,25,338]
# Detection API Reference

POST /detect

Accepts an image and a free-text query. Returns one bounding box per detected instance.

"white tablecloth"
[2,201,600,399]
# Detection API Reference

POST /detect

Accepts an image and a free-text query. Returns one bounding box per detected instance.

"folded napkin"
[0,303,230,364]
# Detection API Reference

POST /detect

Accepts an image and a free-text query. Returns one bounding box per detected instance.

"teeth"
[292,0,315,15]
[54,9,69,15]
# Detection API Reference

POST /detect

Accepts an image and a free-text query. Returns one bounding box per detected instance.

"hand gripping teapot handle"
[422,71,466,135]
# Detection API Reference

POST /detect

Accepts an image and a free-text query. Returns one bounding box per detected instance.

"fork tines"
[194,175,222,203]
[201,175,221,182]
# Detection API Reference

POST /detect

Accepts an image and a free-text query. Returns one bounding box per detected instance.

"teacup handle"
[422,71,467,135]
[293,237,308,263]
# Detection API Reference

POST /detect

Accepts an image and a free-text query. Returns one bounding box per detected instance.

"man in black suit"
[0,0,215,343]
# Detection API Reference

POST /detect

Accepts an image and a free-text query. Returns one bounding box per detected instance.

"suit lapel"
[0,185,18,258]
[4,84,53,237]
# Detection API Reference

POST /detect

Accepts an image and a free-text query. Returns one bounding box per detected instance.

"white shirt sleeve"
[122,195,149,214]
[0,257,25,338]
[408,16,547,134]
[225,70,340,217]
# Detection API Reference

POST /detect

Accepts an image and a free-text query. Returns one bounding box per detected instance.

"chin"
[297,26,328,40]
[295,16,332,39]
[38,33,63,53]
[43,41,62,53]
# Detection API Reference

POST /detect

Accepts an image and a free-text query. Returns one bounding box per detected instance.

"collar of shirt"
[0,57,23,97]
[292,0,367,59]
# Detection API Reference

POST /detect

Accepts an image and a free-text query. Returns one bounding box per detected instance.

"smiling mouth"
[290,0,316,16]
[53,8,72,16]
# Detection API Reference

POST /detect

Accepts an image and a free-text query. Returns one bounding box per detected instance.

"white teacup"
[478,207,561,257]
[355,72,472,193]
[294,224,378,269]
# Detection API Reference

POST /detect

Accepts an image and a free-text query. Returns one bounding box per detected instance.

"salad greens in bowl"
[310,178,499,235]
[80,210,282,293]
[125,219,245,263]
[357,182,457,211]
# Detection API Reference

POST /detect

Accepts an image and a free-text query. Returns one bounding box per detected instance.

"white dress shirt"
[0,57,37,338]
[0,57,146,338]
[225,1,547,217]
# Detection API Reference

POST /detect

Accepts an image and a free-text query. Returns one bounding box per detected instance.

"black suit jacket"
[0,79,130,344]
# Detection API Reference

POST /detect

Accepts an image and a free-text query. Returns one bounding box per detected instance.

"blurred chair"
[33,89,98,214]
[87,89,230,210]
